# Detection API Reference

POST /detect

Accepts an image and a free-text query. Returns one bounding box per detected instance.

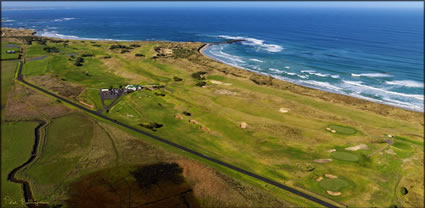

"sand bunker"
[240,122,247,129]
[324,174,338,179]
[345,144,368,151]
[215,89,237,95]
[327,149,336,153]
[326,190,342,196]
[210,80,232,86]
[313,159,333,164]
[279,108,289,113]
[315,176,324,182]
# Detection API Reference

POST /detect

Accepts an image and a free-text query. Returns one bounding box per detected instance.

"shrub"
[81,53,95,57]
[121,49,130,54]
[43,47,59,53]
[173,76,183,82]
[135,53,145,57]
[103,55,111,59]
[195,81,206,87]
[401,187,408,195]
[183,111,191,116]
[191,71,207,80]
[130,44,141,48]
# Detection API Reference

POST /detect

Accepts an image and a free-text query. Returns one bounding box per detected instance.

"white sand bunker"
[345,144,368,151]
[324,174,338,179]
[240,122,248,129]
[215,89,237,95]
[210,80,232,86]
[327,190,342,196]
[313,159,333,164]
[315,176,324,182]
[279,108,289,113]
[327,149,336,153]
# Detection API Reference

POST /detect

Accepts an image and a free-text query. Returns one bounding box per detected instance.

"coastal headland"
[1,27,423,208]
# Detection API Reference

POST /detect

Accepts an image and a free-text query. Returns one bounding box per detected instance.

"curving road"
[16,61,343,208]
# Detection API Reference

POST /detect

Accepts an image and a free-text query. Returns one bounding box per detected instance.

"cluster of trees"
[43,46,59,53]
[109,44,131,50]
[138,122,163,131]
[81,53,95,57]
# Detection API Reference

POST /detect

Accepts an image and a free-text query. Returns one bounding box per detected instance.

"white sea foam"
[351,73,392,78]
[218,35,283,53]
[268,68,284,74]
[284,66,291,69]
[385,80,424,88]
[38,30,129,41]
[53,17,77,22]
[249,59,263,63]
[330,75,340,79]
[285,72,296,76]
[2,19,15,22]
[209,48,246,64]
[301,80,342,91]
[297,75,308,79]
[300,70,330,77]
[342,79,424,100]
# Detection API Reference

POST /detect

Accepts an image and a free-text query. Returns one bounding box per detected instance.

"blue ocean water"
[2,7,424,111]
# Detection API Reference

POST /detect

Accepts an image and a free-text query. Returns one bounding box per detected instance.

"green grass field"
[2,38,423,207]
[1,42,21,60]
[1,60,18,117]
[1,121,39,207]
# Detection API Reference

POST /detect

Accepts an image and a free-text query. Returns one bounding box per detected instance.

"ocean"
[2,7,424,111]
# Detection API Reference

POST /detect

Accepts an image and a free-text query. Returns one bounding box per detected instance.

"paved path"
[16,61,343,208]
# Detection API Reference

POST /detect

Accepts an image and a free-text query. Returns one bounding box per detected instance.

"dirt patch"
[345,144,368,151]
[240,122,248,129]
[315,176,324,182]
[175,113,184,120]
[327,149,336,153]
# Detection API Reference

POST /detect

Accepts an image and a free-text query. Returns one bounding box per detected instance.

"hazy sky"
[2,1,424,9]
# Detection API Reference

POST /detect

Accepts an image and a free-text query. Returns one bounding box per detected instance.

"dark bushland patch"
[131,163,183,189]
[103,55,111,59]
[135,53,145,57]
[66,165,200,208]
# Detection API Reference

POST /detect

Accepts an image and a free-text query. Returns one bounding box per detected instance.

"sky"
[2,1,424,9]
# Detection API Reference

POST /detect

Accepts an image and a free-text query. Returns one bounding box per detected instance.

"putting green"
[319,178,349,192]
[331,151,359,162]
[328,125,357,135]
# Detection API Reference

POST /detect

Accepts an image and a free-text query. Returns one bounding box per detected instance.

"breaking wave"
[385,80,424,88]
[351,73,392,78]
[218,35,283,53]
